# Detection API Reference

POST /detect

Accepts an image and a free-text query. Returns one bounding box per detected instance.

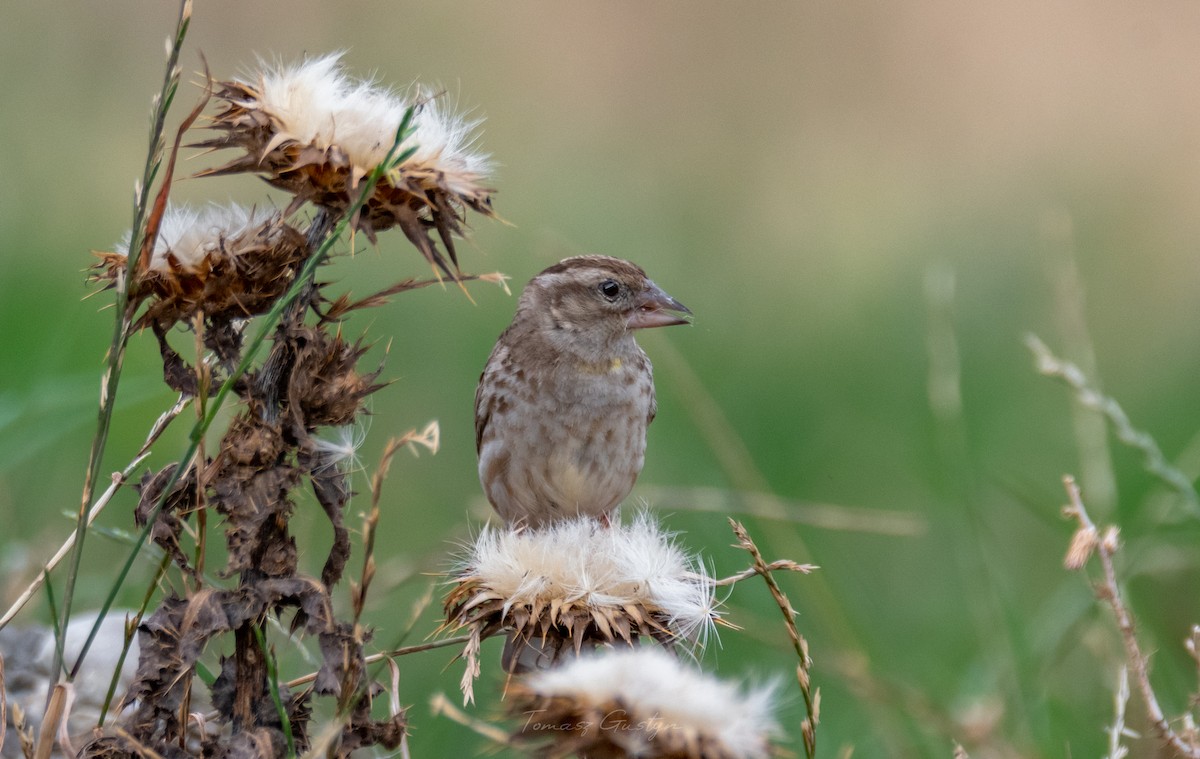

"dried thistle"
[94,204,309,331]
[196,53,495,276]
[508,647,779,759]
[442,514,718,703]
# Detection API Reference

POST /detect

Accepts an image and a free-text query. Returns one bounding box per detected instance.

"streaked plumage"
[475,255,690,528]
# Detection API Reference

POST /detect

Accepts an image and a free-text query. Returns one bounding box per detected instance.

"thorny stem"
[729,519,818,759]
[55,0,193,690]
[1062,475,1200,758]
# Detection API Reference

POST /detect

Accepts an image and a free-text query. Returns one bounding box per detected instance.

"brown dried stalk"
[1061,474,1200,758]
[33,684,67,759]
[353,424,439,626]
[712,559,817,587]
[429,693,512,747]
[729,518,818,759]
[282,636,473,691]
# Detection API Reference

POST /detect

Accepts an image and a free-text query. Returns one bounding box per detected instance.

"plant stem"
[53,0,192,690]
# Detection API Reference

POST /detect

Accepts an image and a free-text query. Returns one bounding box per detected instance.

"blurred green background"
[4,2,1200,756]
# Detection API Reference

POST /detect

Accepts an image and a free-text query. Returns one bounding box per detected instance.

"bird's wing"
[645,353,658,425]
[474,342,509,453]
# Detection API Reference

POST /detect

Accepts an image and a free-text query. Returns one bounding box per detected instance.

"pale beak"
[627,281,692,329]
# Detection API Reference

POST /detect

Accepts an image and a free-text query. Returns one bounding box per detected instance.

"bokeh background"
[4,2,1200,756]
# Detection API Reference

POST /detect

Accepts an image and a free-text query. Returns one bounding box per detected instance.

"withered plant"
[2,5,817,759]
[7,3,500,756]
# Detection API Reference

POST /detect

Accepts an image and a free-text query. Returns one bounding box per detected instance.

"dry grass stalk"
[1104,667,1133,759]
[712,559,817,587]
[1061,474,1200,758]
[429,693,512,747]
[33,685,66,759]
[728,519,818,759]
[637,485,926,537]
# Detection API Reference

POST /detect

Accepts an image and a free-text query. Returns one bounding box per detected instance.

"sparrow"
[475,255,691,529]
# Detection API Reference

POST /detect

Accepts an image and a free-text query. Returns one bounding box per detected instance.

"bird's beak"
[628,281,692,329]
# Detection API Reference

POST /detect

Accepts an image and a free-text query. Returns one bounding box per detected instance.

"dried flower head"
[197,53,495,275]
[94,203,308,329]
[510,647,779,759]
[443,514,718,700]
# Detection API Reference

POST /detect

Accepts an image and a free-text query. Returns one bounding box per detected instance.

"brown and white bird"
[475,255,691,528]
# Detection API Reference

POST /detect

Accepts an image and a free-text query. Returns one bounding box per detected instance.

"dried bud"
[1063,525,1099,570]
[1100,525,1121,554]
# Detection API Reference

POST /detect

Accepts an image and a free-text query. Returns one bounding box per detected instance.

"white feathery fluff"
[458,513,717,644]
[312,422,369,474]
[526,647,779,759]
[250,53,491,180]
[116,203,276,272]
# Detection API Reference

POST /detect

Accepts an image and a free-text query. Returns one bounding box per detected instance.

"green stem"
[96,552,171,728]
[255,626,295,758]
[53,0,192,688]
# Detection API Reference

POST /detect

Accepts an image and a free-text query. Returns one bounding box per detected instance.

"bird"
[475,255,691,529]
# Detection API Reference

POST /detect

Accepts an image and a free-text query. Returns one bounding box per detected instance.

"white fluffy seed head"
[249,52,491,179]
[116,203,277,272]
[457,513,717,644]
[525,647,780,759]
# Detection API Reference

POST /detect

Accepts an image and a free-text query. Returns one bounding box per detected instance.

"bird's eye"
[598,279,621,300]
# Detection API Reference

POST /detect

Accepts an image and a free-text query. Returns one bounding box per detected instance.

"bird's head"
[517,255,691,360]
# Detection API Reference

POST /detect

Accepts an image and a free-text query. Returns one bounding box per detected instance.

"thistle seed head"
[196,53,495,276]
[509,647,780,759]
